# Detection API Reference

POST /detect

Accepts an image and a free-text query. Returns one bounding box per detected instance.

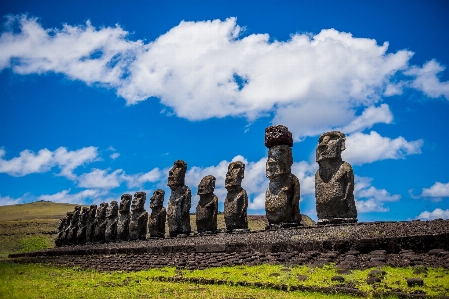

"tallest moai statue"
[264,125,301,229]
[315,131,357,225]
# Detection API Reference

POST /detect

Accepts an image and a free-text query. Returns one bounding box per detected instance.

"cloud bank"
[1,16,448,139]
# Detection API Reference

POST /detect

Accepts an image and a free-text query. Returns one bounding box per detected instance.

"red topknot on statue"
[264,125,293,148]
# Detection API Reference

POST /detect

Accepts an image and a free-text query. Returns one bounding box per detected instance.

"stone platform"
[10,219,449,257]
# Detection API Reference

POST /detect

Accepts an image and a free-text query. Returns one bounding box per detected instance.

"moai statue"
[105,201,119,242]
[62,212,73,246]
[55,212,71,246]
[67,206,81,245]
[85,204,97,244]
[167,160,192,237]
[224,161,249,233]
[117,194,132,241]
[129,192,148,241]
[148,189,166,238]
[265,125,301,229]
[315,131,357,224]
[94,202,108,243]
[75,206,89,244]
[196,175,218,234]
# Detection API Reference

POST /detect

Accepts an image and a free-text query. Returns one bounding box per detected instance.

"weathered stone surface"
[224,161,248,232]
[94,202,108,243]
[315,131,357,224]
[196,175,218,234]
[264,125,293,148]
[129,192,148,241]
[105,201,119,242]
[85,205,97,244]
[55,212,72,246]
[167,160,191,237]
[149,189,166,238]
[117,194,131,241]
[75,207,89,244]
[265,143,301,226]
[67,206,81,245]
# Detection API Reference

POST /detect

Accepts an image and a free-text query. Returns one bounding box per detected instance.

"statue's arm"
[343,163,354,201]
[241,190,248,218]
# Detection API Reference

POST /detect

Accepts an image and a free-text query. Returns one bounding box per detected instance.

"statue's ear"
[340,139,346,151]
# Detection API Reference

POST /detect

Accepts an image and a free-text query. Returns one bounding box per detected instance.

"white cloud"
[406,60,449,99]
[110,153,120,160]
[420,181,449,199]
[2,16,448,139]
[0,194,25,206]
[37,189,107,205]
[338,104,393,134]
[354,176,401,213]
[343,131,423,165]
[77,167,163,189]
[0,146,98,178]
[78,168,123,189]
[417,208,449,220]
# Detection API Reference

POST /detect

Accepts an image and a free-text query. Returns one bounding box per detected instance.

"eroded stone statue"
[148,189,166,238]
[224,161,248,232]
[167,160,192,237]
[196,175,218,234]
[85,204,97,243]
[55,212,72,246]
[129,192,148,240]
[105,201,119,242]
[75,206,89,244]
[117,194,132,241]
[67,206,81,245]
[315,131,357,224]
[265,125,301,228]
[94,202,108,243]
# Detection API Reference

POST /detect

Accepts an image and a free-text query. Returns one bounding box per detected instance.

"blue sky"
[1,0,448,222]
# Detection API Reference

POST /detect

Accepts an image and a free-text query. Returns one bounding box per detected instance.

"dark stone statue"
[67,206,81,245]
[117,194,132,241]
[129,192,148,241]
[148,189,166,238]
[224,161,248,232]
[315,131,357,224]
[167,160,192,237]
[75,206,89,244]
[85,204,97,243]
[196,175,218,234]
[55,212,72,246]
[105,201,119,242]
[94,202,108,243]
[265,125,301,228]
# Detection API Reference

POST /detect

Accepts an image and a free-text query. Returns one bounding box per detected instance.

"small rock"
[369,270,386,277]
[297,275,308,281]
[336,269,352,274]
[407,278,424,287]
[331,276,345,282]
[366,277,382,284]
[269,273,280,277]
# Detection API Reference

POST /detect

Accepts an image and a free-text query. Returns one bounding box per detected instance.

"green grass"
[0,262,353,299]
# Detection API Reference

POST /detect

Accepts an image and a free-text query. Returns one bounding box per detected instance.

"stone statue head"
[106,201,118,218]
[78,207,88,224]
[131,192,146,213]
[198,175,216,195]
[119,194,132,214]
[266,145,293,179]
[316,131,346,162]
[65,212,73,224]
[225,161,245,189]
[150,189,165,209]
[88,204,97,220]
[168,160,187,188]
[96,202,108,219]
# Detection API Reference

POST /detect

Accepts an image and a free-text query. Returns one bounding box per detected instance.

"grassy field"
[1,201,448,298]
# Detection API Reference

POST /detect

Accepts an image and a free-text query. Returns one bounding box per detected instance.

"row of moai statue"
[55,160,248,245]
[55,125,357,246]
